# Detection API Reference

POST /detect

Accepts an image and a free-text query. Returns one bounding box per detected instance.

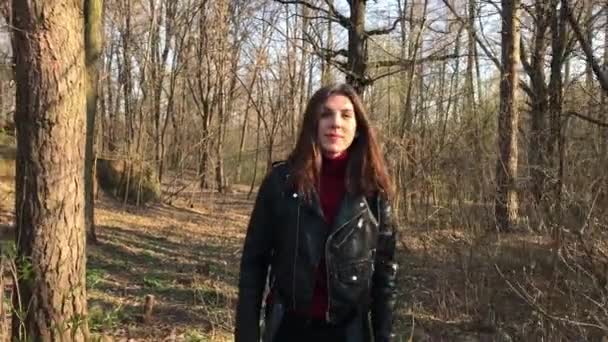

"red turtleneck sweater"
[307,151,348,319]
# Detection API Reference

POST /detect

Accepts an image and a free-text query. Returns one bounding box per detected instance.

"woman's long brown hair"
[288,83,394,200]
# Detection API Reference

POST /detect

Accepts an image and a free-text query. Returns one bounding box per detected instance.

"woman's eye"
[342,112,354,118]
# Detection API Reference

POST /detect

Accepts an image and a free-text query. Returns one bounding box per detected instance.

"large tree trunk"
[153,0,174,183]
[466,0,484,203]
[547,0,566,220]
[105,41,117,152]
[602,2,608,208]
[527,2,549,209]
[602,2,608,164]
[346,0,367,94]
[321,0,334,85]
[121,0,134,154]
[85,0,103,244]
[495,0,521,232]
[11,0,89,340]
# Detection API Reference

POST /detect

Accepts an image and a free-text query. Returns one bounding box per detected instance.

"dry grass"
[84,190,250,341]
[0,160,607,341]
[396,206,608,341]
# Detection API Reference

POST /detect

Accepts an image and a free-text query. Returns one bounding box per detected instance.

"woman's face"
[317,94,358,158]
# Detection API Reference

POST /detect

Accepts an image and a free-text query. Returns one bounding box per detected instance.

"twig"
[494,264,608,332]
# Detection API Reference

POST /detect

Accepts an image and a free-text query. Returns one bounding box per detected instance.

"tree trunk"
[450,26,462,123]
[583,0,593,122]
[466,0,484,203]
[602,2,608,208]
[153,0,174,183]
[248,114,262,199]
[527,2,549,209]
[236,68,259,184]
[321,0,334,85]
[602,2,608,164]
[105,41,117,152]
[122,0,134,154]
[495,0,521,232]
[216,93,225,193]
[11,0,89,339]
[85,0,103,245]
[346,0,367,94]
[547,0,566,220]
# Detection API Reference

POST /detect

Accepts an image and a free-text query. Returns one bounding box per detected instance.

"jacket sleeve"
[235,171,277,342]
[371,195,398,342]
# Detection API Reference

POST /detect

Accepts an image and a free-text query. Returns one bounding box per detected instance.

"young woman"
[235,83,398,342]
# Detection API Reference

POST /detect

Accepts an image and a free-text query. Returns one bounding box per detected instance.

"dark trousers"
[273,312,348,342]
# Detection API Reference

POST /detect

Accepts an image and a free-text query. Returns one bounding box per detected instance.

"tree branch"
[366,17,401,36]
[520,35,533,77]
[321,0,350,28]
[273,0,350,29]
[441,0,502,71]
[562,0,608,93]
[565,111,608,128]
[368,53,459,69]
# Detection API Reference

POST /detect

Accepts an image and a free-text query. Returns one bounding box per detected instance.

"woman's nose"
[329,113,342,127]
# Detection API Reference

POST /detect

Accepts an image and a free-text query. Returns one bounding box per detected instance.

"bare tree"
[495,0,522,232]
[12,0,89,339]
[275,0,455,94]
[563,0,608,93]
[85,0,103,244]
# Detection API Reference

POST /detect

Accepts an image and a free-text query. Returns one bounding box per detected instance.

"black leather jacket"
[235,162,398,342]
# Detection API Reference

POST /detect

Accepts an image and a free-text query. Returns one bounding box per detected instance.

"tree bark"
[11,0,89,339]
[121,0,134,153]
[346,0,367,94]
[85,0,103,244]
[466,0,484,203]
[526,1,549,208]
[547,0,567,220]
[495,0,521,232]
[321,0,334,85]
[602,2,608,164]
[563,0,608,93]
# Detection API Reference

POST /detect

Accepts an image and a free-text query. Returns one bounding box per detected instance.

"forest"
[0,0,607,340]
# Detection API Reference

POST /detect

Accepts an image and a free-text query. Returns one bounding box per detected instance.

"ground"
[1,143,606,341]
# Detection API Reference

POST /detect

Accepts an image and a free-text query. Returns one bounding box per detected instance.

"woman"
[235,84,398,342]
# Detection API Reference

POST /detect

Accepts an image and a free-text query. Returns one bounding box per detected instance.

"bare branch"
[366,17,401,36]
[368,53,460,69]
[519,35,533,77]
[562,0,608,93]
[321,0,350,28]
[441,0,502,70]
[273,0,350,29]
[495,265,608,332]
[565,110,608,128]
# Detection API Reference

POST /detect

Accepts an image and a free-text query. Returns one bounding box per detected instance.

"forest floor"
[1,142,605,341]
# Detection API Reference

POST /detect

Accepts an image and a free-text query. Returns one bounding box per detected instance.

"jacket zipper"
[324,211,364,322]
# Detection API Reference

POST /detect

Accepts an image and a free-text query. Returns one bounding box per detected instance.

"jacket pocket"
[337,259,372,286]
[334,213,366,249]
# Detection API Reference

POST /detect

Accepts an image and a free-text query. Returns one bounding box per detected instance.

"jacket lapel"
[329,192,366,234]
[309,190,325,220]
[294,188,367,232]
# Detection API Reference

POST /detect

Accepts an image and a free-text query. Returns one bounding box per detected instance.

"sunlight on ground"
[1,164,606,340]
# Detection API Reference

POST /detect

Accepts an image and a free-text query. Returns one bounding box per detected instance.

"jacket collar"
[330,191,368,233]
[302,190,368,233]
